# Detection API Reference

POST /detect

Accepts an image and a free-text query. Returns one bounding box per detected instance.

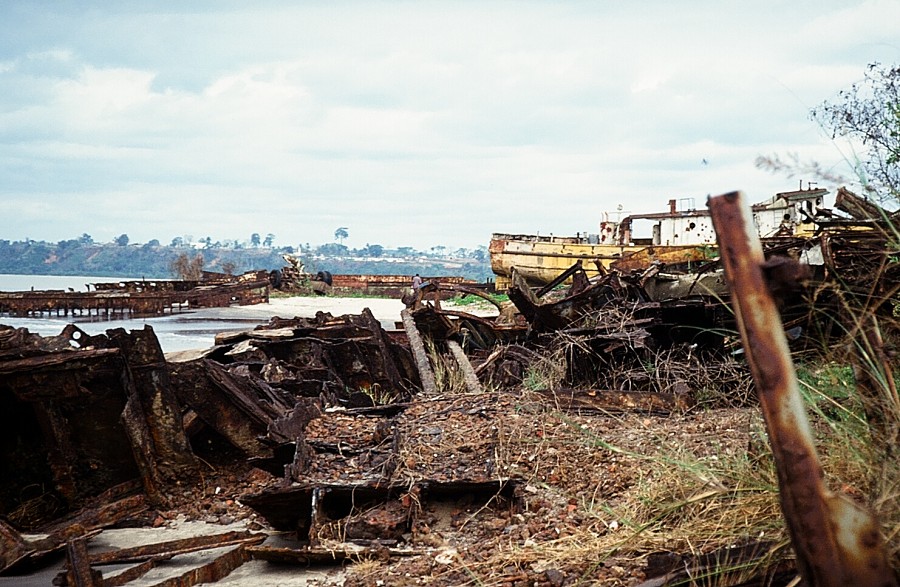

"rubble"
[0,186,898,585]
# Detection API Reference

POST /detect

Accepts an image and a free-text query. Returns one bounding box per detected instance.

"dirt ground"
[161,297,776,585]
[145,387,763,586]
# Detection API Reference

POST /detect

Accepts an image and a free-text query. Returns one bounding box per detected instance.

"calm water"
[0,274,142,292]
[0,274,268,353]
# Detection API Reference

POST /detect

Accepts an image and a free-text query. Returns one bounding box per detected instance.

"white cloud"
[0,1,898,251]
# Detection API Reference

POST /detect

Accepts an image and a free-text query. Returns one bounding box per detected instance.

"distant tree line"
[0,235,492,282]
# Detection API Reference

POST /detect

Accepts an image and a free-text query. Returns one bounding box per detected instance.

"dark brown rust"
[109,327,198,489]
[709,190,896,587]
[88,531,264,565]
[0,275,269,320]
[0,518,29,573]
[64,536,100,587]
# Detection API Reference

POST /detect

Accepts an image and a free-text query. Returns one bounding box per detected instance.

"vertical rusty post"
[65,535,100,586]
[708,191,896,587]
[109,327,197,502]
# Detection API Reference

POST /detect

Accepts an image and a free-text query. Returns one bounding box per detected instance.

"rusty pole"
[708,191,896,587]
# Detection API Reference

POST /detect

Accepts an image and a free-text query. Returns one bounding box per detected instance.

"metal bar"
[708,190,896,587]
[401,309,436,394]
[447,340,483,394]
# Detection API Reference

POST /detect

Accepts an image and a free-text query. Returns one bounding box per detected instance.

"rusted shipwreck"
[0,186,897,585]
[274,252,487,297]
[0,276,708,585]
[0,271,270,320]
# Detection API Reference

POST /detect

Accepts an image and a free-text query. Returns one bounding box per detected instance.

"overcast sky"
[1,1,898,251]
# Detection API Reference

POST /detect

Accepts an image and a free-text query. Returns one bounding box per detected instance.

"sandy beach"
[223,295,407,324]
[1,293,500,354]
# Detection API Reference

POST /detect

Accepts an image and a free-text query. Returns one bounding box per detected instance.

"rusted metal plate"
[87,531,265,565]
[107,327,198,490]
[0,326,200,529]
[0,519,29,574]
[169,361,274,457]
[708,190,896,587]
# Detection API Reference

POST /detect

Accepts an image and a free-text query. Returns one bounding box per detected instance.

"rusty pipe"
[708,191,896,587]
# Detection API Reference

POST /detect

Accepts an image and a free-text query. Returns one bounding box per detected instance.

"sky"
[1,1,899,252]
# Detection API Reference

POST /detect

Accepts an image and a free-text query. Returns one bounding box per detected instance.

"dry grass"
[422,334,895,585]
[361,291,899,584]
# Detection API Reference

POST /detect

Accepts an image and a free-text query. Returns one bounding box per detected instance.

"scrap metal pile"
[0,189,898,585]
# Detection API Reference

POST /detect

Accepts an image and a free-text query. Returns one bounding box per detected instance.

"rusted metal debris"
[2,206,897,584]
[273,255,485,297]
[0,324,195,526]
[0,271,269,320]
[709,190,896,587]
[54,531,266,587]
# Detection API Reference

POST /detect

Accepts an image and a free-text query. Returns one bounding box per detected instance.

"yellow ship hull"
[489,234,714,289]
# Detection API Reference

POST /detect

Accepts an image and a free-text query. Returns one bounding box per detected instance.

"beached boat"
[490,186,829,288]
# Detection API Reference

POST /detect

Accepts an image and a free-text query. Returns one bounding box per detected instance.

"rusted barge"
[490,184,830,288]
[0,271,270,319]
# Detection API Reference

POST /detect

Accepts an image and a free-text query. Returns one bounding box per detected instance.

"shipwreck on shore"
[489,183,891,290]
[0,186,898,585]
[0,271,271,320]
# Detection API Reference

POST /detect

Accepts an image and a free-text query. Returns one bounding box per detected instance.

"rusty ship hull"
[490,187,830,288]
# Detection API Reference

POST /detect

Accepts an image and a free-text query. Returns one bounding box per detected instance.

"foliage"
[757,62,900,201]
[811,62,900,200]
[451,292,509,307]
[316,242,350,257]
[0,239,291,278]
[0,237,493,282]
[169,252,205,280]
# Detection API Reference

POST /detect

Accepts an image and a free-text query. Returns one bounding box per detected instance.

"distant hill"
[0,239,493,282]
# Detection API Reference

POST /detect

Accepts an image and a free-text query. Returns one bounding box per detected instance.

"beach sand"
[225,295,407,324]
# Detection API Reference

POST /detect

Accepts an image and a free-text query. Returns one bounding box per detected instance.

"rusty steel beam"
[87,530,264,565]
[65,536,100,587]
[708,191,896,587]
[401,309,436,394]
[447,340,483,394]
[109,327,198,495]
